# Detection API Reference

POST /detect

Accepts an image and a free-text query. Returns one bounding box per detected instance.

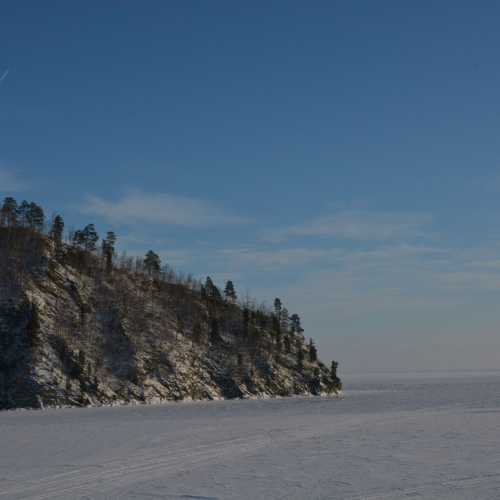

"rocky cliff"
[0,227,341,409]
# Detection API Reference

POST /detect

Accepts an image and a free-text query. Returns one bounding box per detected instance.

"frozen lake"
[1,371,500,499]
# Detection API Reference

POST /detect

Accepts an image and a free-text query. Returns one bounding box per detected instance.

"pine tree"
[274,297,282,321]
[71,230,84,249]
[29,202,45,231]
[17,200,30,227]
[13,201,44,231]
[205,276,215,293]
[205,276,221,301]
[0,197,18,227]
[144,250,161,277]
[224,280,237,302]
[331,360,339,380]
[82,224,98,252]
[72,224,99,252]
[290,313,304,335]
[280,307,289,333]
[102,231,117,274]
[308,338,318,363]
[50,215,65,252]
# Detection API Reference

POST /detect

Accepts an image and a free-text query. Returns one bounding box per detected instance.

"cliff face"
[0,228,341,410]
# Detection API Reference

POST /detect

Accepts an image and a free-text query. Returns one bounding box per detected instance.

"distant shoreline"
[341,369,500,379]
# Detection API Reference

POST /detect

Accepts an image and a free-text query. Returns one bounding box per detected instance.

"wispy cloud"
[0,68,9,85]
[0,166,27,192]
[266,210,432,242]
[249,240,500,326]
[81,191,250,227]
[219,247,334,270]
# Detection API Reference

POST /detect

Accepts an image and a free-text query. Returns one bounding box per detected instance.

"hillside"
[0,199,341,409]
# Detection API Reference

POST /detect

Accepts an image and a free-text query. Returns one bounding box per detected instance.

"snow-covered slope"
[0,228,340,409]
[1,372,499,499]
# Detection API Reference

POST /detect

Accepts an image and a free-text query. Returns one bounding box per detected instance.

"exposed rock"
[0,228,341,409]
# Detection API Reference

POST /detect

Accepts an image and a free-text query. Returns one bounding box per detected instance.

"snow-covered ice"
[1,371,500,499]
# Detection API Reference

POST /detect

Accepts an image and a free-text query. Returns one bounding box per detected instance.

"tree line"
[0,196,340,382]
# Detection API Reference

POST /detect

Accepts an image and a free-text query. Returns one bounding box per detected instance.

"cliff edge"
[0,224,341,409]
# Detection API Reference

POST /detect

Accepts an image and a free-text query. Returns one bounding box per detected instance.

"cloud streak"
[266,210,433,242]
[82,191,250,227]
[219,247,334,270]
[0,69,9,85]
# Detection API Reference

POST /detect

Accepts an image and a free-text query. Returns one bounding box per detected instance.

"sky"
[1,1,500,373]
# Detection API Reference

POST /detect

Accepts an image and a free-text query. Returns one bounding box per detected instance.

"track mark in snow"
[348,472,500,499]
[0,435,270,500]
[179,496,220,499]
[2,376,500,500]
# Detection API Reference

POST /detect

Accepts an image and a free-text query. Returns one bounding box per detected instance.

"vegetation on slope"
[0,197,341,409]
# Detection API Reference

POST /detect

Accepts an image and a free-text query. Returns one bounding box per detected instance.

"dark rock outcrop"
[0,228,341,409]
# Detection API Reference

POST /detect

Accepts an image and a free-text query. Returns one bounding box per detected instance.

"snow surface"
[1,372,500,499]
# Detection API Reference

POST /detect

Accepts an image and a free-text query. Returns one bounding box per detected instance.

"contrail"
[0,69,10,84]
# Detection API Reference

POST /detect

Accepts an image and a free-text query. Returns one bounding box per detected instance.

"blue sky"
[2,1,500,372]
